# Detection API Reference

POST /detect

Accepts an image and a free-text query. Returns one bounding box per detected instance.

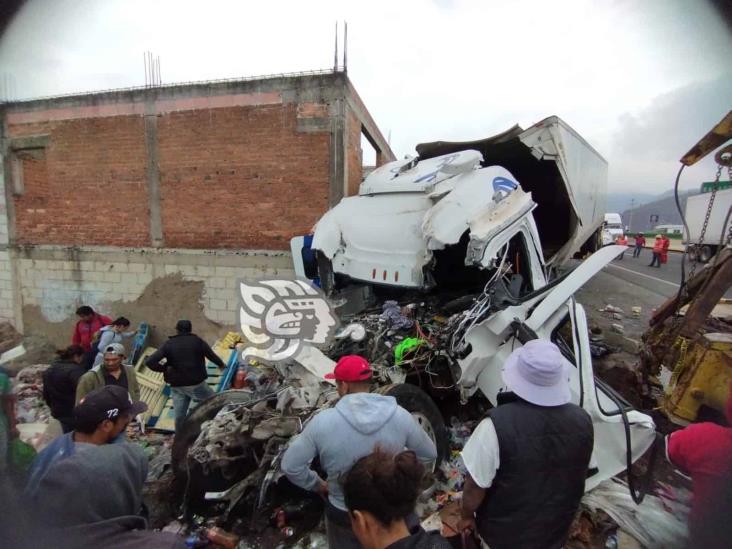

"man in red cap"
[282,354,437,548]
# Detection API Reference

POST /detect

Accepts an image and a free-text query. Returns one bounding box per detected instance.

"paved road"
[602,248,731,300]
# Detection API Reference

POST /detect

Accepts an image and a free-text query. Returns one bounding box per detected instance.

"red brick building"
[0,70,394,343]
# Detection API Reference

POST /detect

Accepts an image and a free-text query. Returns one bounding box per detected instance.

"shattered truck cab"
[299,116,655,488]
[175,118,655,533]
[308,115,607,294]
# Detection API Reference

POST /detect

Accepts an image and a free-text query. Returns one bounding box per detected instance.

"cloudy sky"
[0,0,730,195]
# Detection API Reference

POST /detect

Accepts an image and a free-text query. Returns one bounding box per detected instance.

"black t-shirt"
[103,367,129,391]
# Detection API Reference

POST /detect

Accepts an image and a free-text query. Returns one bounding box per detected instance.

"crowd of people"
[1,301,730,548]
[615,232,671,267]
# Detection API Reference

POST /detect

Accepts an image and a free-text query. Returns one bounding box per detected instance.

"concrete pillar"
[329,97,347,207]
[0,116,23,330]
[144,98,164,248]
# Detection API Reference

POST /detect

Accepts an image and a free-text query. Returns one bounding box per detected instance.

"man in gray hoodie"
[282,355,437,548]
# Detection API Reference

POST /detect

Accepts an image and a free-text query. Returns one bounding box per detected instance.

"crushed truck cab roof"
[312,116,607,290]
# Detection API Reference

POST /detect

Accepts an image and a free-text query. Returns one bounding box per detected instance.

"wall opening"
[361,131,377,180]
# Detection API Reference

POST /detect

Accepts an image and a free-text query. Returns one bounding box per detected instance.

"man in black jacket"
[458,339,594,549]
[42,345,86,433]
[145,320,225,432]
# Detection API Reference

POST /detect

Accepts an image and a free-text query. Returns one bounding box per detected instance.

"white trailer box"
[684,187,732,261]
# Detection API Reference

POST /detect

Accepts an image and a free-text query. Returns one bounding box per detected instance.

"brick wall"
[158,103,329,249]
[7,98,333,251]
[10,116,150,246]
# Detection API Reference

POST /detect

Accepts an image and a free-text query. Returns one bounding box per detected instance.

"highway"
[602,247,730,299]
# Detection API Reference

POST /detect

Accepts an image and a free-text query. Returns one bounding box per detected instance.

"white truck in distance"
[602,213,624,245]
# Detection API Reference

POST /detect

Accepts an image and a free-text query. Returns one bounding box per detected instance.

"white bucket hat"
[502,339,571,406]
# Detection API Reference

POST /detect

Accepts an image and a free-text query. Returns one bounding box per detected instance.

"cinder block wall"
[8,246,294,348]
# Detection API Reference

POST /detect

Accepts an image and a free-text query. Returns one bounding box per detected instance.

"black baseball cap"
[74,385,147,426]
[176,319,192,333]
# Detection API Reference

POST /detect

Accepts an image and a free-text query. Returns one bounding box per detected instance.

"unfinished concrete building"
[0,70,394,345]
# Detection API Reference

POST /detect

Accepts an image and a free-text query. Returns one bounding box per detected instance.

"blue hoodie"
[282,392,437,511]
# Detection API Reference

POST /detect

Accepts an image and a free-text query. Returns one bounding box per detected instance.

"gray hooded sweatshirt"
[282,392,437,511]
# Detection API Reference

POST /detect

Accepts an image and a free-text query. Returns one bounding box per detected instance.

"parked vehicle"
[684,187,732,262]
[603,213,624,240]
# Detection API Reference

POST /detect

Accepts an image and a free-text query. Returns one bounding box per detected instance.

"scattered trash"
[206,526,240,548]
[0,344,26,364]
[582,478,689,549]
[335,323,367,341]
[13,364,52,424]
[611,324,625,335]
[602,305,624,314]
[147,445,172,480]
[394,337,429,365]
[631,306,642,318]
[380,300,415,330]
[590,342,613,358]
[612,312,623,321]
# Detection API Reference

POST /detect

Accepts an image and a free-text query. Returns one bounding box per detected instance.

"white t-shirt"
[460,417,501,489]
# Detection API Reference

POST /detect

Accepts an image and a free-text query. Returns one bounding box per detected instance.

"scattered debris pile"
[12,364,53,449]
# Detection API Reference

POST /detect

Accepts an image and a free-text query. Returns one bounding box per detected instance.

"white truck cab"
[289,116,654,490]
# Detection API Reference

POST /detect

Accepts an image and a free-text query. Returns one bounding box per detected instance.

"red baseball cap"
[325,355,372,382]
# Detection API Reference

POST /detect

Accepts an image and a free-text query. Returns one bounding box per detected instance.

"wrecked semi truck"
[173,117,656,532]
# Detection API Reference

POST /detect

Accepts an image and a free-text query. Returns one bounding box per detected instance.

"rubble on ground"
[0,321,24,355]
[5,286,692,548]
[13,364,53,449]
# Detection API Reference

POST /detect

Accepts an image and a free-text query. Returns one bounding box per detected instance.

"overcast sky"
[0,0,730,195]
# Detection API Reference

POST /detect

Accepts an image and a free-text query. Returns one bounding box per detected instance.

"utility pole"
[628,198,635,233]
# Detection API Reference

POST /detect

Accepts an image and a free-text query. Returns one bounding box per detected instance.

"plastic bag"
[9,437,36,471]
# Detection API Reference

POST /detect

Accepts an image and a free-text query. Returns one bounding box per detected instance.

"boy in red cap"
[282,354,437,548]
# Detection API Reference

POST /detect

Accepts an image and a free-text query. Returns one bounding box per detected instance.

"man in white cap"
[458,339,594,549]
[75,343,141,404]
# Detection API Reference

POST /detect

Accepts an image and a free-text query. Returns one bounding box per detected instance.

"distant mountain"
[619,189,699,233]
[605,192,658,214]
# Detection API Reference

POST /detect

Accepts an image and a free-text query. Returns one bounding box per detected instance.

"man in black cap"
[145,320,225,432]
[21,386,185,548]
[25,385,148,500]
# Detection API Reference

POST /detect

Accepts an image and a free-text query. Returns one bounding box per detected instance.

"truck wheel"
[171,390,255,480]
[377,383,449,467]
[699,245,714,263]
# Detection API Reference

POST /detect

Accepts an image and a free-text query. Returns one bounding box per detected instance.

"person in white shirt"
[459,340,594,549]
